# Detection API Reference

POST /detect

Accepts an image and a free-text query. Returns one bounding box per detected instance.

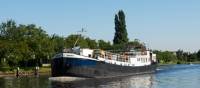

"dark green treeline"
[154,50,200,64]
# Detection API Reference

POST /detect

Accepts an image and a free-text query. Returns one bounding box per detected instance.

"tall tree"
[197,50,200,61]
[113,10,129,45]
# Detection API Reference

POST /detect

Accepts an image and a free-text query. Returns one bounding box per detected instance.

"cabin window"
[88,54,91,57]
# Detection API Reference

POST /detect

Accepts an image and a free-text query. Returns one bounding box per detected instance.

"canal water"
[0,64,200,88]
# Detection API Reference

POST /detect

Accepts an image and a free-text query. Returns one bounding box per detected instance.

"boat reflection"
[50,74,155,88]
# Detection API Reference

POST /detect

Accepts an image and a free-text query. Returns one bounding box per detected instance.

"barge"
[51,47,157,78]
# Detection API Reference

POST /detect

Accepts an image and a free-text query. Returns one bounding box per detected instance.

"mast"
[73,28,87,47]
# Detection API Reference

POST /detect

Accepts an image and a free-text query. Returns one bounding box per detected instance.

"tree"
[98,40,111,50]
[65,34,99,49]
[85,38,98,49]
[124,39,146,51]
[187,53,197,62]
[153,50,177,64]
[0,20,54,67]
[176,50,184,62]
[113,10,129,45]
[51,34,65,53]
[0,20,17,40]
[197,50,200,61]
[65,34,89,48]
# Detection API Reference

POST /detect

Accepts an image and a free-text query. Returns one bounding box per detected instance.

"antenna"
[78,28,87,33]
[144,42,150,50]
[73,28,87,47]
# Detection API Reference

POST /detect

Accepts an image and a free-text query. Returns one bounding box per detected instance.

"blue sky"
[0,0,200,52]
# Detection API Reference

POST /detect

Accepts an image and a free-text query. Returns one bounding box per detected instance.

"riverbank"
[0,67,51,78]
[1,62,200,78]
[158,61,200,66]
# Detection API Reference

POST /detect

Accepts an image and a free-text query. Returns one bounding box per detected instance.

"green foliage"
[113,10,129,45]
[0,67,12,72]
[1,19,200,68]
[154,50,200,64]
[0,20,113,67]
[154,50,177,64]
[98,40,112,50]
[51,34,65,52]
[85,38,98,49]
[197,50,200,61]
[125,39,146,51]
[0,20,55,67]
[65,34,97,49]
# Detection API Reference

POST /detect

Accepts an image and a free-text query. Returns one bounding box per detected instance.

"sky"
[0,0,200,52]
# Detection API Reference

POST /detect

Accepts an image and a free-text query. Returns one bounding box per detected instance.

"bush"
[0,67,12,72]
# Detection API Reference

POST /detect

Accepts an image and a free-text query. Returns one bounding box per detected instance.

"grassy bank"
[0,66,51,77]
[158,61,200,66]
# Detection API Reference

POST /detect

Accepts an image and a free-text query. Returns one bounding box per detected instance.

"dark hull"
[51,57,157,78]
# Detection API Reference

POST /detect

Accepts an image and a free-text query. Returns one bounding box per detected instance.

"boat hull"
[51,57,157,78]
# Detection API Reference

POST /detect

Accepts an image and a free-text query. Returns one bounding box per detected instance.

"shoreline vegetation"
[0,67,51,78]
[158,61,200,66]
[1,62,200,78]
[154,50,200,65]
[1,10,200,77]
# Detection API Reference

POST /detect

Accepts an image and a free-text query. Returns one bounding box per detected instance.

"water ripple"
[0,64,200,88]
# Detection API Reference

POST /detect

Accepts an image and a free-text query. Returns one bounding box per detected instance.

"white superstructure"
[56,48,157,67]
[129,51,154,66]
